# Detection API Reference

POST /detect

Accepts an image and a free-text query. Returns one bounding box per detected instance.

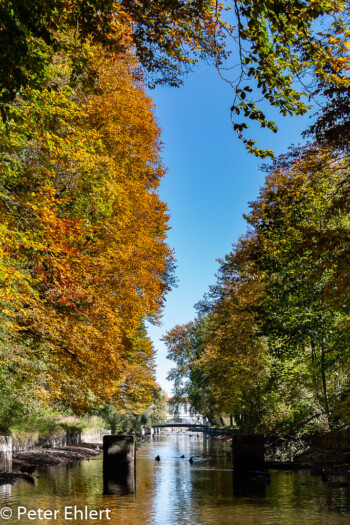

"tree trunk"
[321,337,330,415]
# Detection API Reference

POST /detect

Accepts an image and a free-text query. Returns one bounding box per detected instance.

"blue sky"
[147,61,310,395]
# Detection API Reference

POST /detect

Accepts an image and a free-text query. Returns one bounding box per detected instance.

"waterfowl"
[180,455,185,458]
[155,455,160,461]
[189,457,193,464]
[20,465,35,475]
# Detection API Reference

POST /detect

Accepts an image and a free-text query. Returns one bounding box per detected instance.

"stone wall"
[81,429,111,444]
[312,429,350,450]
[12,431,81,452]
[0,429,110,471]
[0,436,12,473]
[11,428,110,453]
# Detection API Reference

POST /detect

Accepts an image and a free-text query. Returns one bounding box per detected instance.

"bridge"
[152,422,209,429]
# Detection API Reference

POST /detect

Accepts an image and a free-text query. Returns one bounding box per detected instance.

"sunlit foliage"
[0,45,173,413]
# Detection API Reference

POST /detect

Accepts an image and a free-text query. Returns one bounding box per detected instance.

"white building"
[166,398,207,425]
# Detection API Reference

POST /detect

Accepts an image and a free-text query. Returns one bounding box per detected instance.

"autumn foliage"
[2,1,350,433]
[0,44,173,414]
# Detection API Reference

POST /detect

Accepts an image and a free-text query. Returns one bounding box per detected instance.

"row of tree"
[164,0,350,437]
[0,29,176,428]
[165,144,350,437]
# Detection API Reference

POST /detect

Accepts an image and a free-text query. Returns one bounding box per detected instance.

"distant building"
[166,398,207,425]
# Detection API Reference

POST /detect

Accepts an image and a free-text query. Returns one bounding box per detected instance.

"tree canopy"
[2,1,350,156]
[0,40,174,414]
[0,0,228,108]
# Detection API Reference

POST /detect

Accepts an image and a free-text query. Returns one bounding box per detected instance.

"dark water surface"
[1,433,350,524]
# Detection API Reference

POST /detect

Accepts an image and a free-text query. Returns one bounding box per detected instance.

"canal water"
[1,432,350,524]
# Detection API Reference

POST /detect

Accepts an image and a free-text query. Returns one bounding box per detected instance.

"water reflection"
[233,472,267,498]
[0,433,349,524]
[103,467,135,495]
[0,484,11,498]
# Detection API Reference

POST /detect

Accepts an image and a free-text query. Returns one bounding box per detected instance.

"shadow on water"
[232,471,268,498]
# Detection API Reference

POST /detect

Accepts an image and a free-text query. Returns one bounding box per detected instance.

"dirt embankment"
[0,443,101,486]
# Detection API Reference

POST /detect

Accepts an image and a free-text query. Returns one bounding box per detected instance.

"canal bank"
[0,443,102,486]
[3,427,350,487]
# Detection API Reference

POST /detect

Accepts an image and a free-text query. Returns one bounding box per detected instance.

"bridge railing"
[151,422,209,428]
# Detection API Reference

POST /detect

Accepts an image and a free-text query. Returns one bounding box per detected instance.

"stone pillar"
[137,428,145,438]
[232,434,265,471]
[103,435,135,494]
[0,436,12,473]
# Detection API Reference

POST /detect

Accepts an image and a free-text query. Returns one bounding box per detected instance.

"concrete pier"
[0,436,12,473]
[103,435,136,494]
[232,434,265,471]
